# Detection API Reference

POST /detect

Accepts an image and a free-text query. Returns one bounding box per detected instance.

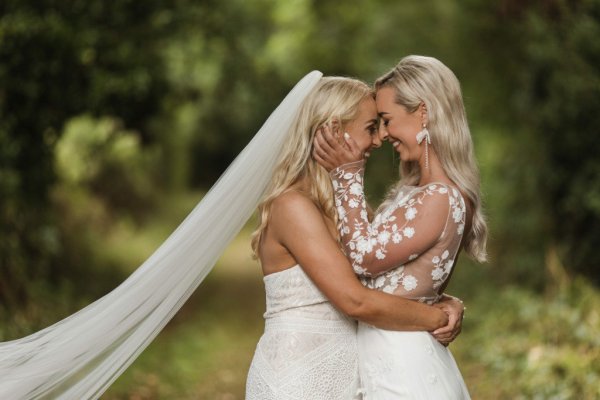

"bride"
[246,75,465,399]
[0,68,464,400]
[314,55,487,399]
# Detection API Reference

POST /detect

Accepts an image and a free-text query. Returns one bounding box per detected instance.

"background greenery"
[1,0,599,398]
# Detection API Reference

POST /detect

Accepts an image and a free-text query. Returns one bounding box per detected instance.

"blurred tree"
[3,0,598,317]
[0,0,171,308]
[462,0,600,285]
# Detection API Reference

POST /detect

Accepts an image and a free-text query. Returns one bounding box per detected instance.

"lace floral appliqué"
[330,161,466,302]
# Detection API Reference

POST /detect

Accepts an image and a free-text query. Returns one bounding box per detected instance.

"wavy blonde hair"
[375,55,488,262]
[251,77,373,258]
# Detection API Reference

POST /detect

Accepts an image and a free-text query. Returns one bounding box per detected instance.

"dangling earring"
[416,123,431,170]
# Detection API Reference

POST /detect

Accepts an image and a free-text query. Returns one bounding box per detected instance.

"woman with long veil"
[0,71,324,400]
[0,70,463,399]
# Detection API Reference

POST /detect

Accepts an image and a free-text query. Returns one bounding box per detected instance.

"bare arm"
[270,192,448,332]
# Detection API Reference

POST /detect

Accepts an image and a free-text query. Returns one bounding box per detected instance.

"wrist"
[433,308,449,330]
[329,160,366,179]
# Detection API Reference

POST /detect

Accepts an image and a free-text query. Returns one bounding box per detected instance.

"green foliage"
[56,115,158,218]
[459,0,600,284]
[516,1,600,283]
[453,276,600,399]
[0,0,170,309]
[1,0,599,394]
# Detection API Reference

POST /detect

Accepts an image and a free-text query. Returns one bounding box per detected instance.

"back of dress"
[246,265,359,400]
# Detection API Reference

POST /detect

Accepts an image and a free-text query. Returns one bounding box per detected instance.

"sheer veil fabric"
[0,71,323,399]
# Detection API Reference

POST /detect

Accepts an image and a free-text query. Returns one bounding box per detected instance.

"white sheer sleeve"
[330,161,459,278]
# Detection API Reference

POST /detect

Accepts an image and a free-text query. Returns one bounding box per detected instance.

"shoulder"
[270,190,326,230]
[271,190,320,217]
[269,190,334,247]
[394,183,453,228]
[408,183,453,208]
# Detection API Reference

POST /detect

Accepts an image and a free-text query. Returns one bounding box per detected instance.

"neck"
[418,149,450,186]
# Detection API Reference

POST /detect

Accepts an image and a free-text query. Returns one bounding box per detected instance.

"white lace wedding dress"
[330,160,471,400]
[245,265,360,399]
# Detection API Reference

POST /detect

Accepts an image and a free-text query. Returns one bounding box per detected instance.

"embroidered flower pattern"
[363,354,397,396]
[330,161,467,302]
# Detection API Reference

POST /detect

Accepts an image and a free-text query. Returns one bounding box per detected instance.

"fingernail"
[344,132,350,140]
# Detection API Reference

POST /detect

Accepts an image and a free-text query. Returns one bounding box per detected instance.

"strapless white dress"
[245,265,360,399]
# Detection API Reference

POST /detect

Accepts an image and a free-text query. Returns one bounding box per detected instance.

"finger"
[343,132,364,157]
[322,124,344,150]
[313,131,327,153]
[313,143,334,167]
[312,150,333,171]
[329,120,343,142]
[432,335,451,346]
[432,324,453,336]
[312,145,335,169]
[447,310,460,329]
[432,333,452,342]
[316,126,338,154]
[432,332,453,342]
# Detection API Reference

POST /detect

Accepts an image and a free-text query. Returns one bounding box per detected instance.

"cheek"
[356,139,370,152]
[387,123,403,140]
[389,123,413,144]
[350,132,372,151]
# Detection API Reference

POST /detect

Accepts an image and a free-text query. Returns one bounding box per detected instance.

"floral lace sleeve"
[330,161,460,277]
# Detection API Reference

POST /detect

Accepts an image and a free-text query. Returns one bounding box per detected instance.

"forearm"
[330,161,381,276]
[347,289,448,331]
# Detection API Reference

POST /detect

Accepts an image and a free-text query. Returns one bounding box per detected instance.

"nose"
[377,124,389,143]
[371,134,382,149]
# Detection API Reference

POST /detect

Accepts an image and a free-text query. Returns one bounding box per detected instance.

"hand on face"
[312,122,363,172]
[312,97,381,172]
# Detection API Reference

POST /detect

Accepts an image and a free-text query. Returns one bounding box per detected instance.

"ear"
[420,102,428,127]
[329,118,341,137]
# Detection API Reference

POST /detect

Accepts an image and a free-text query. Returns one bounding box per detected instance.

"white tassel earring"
[416,105,431,169]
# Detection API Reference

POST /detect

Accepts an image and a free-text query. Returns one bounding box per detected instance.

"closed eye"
[367,124,378,136]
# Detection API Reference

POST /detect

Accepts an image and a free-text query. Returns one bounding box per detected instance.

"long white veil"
[0,71,323,399]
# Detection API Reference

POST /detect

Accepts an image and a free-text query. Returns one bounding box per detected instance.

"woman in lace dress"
[313,56,488,399]
[245,76,466,400]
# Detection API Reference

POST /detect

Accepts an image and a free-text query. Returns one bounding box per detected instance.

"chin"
[394,147,405,158]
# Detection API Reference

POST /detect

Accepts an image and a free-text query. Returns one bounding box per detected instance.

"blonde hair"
[251,77,373,258]
[375,55,488,262]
